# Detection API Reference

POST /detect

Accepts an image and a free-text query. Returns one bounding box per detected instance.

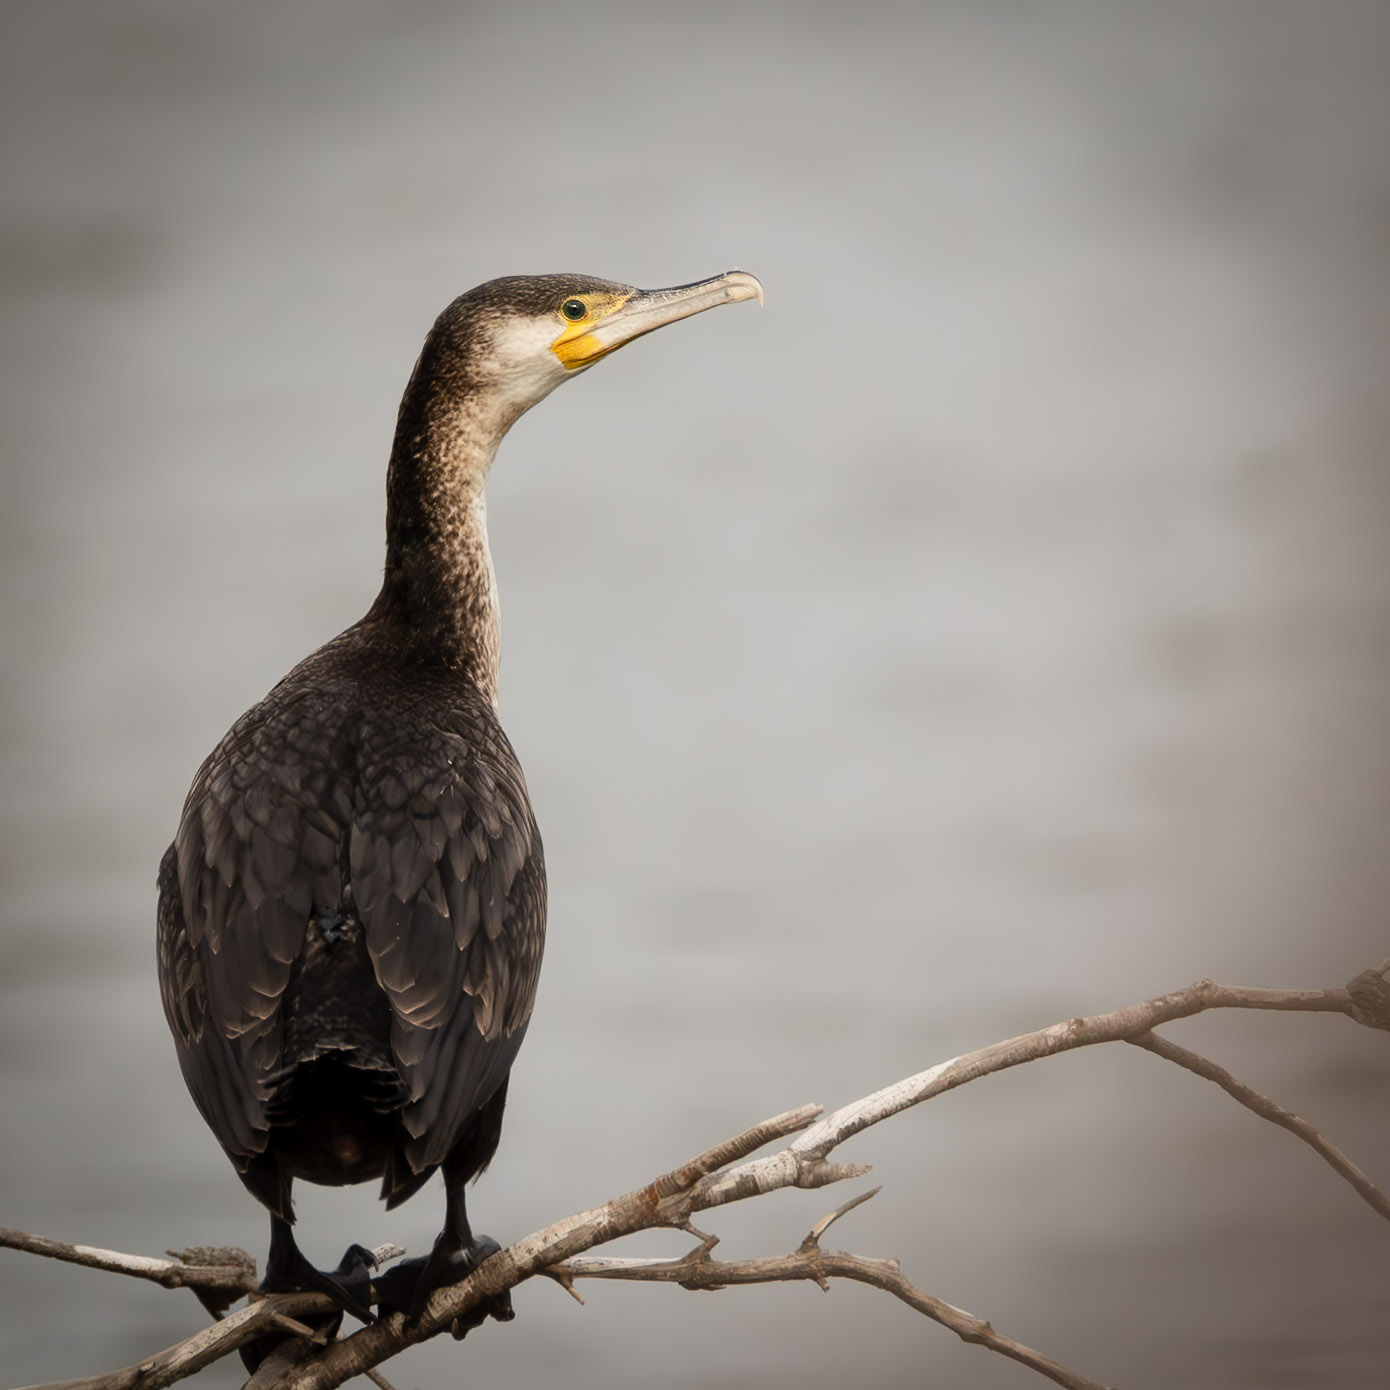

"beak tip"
[725,269,765,307]
[588,271,764,360]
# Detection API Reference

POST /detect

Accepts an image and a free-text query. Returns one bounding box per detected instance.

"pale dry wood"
[7,966,1385,1390]
[694,979,1356,1211]
[0,1229,255,1296]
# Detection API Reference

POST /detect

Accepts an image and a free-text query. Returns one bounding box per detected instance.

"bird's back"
[157,623,546,1217]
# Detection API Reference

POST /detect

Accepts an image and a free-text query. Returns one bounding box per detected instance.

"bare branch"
[277,972,1374,1390]
[552,1244,1112,1390]
[8,1244,408,1390]
[12,1292,330,1390]
[693,977,1357,1211]
[7,965,1383,1390]
[1129,1030,1390,1221]
[0,1229,255,1297]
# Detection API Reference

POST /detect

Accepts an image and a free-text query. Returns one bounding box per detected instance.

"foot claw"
[335,1243,379,1277]
[451,1288,513,1339]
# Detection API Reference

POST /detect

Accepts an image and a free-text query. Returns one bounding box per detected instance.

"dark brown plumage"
[156,268,761,1333]
[157,639,543,1211]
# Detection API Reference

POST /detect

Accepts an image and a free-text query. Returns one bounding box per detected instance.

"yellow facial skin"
[549,292,634,369]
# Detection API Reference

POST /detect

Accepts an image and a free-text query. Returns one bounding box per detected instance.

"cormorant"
[156,271,763,1332]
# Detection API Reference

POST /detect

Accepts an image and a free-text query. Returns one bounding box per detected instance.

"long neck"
[364,350,513,704]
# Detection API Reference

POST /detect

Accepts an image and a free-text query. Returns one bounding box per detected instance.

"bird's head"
[419,270,764,429]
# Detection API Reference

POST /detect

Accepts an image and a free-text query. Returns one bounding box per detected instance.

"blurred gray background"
[3,2,1389,1387]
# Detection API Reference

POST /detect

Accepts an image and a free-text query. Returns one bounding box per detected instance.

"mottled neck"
[366,359,514,704]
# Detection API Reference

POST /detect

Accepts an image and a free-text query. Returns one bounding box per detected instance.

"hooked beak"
[557,270,764,369]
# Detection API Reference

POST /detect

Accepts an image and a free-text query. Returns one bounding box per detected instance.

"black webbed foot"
[240,1242,379,1374]
[374,1233,511,1335]
[263,1236,378,1326]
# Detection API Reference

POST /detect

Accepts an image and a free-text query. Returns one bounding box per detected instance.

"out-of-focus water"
[3,3,1389,1387]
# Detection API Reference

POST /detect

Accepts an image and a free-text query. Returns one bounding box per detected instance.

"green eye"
[561,298,587,322]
